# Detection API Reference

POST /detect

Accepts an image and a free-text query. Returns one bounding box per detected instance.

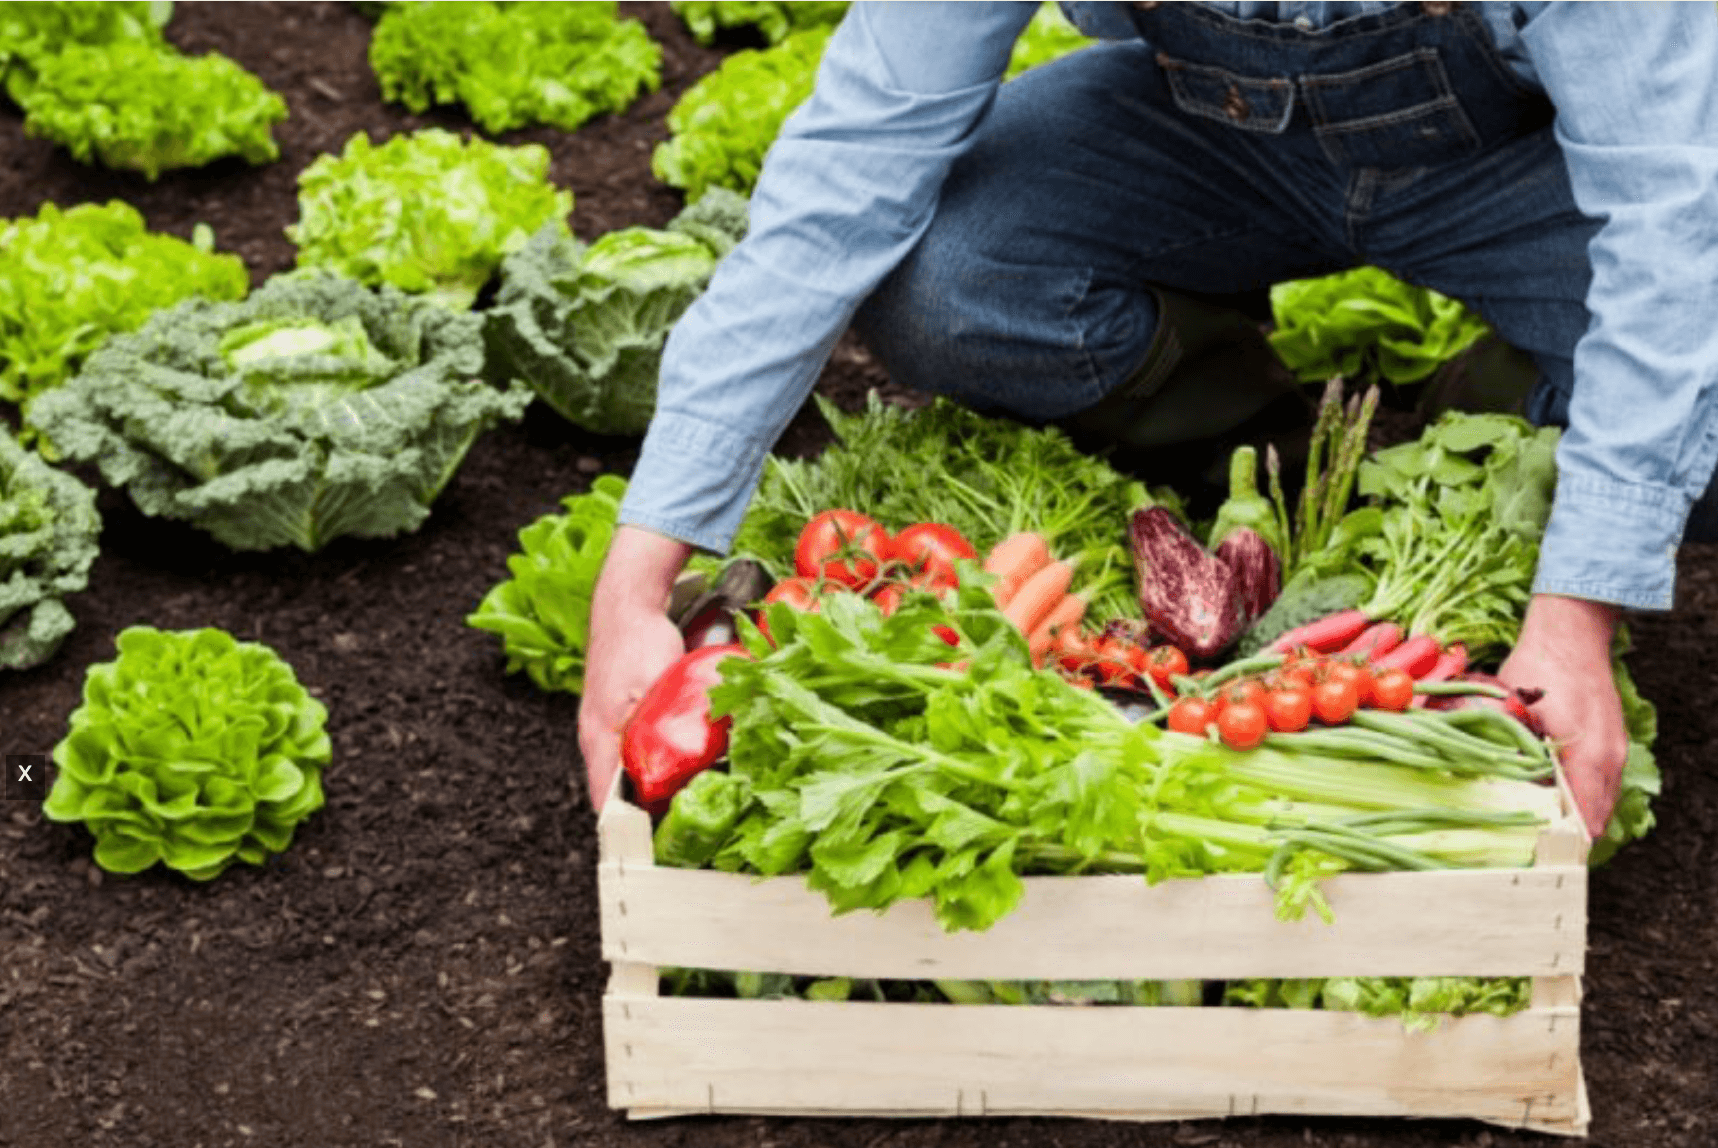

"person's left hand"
[1497,594,1628,839]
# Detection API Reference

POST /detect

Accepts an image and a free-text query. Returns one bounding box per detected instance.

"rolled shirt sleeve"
[1519,1,1718,609]
[619,2,1037,553]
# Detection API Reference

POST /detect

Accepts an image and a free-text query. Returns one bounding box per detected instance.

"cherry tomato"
[1091,637,1141,689]
[1146,645,1189,689]
[1370,667,1416,712]
[890,523,975,591]
[1221,678,1268,709]
[870,582,907,616]
[1166,697,1217,736]
[1263,687,1313,733]
[1322,659,1375,708]
[1272,664,1316,692]
[1312,678,1361,724]
[794,509,891,590]
[1217,700,1269,750]
[757,576,821,643]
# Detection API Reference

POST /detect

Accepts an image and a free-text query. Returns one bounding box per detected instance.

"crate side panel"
[604,997,1582,1128]
[599,864,1585,980]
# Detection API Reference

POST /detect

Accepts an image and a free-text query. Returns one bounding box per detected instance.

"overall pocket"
[1300,47,1481,168]
[1157,54,1295,134]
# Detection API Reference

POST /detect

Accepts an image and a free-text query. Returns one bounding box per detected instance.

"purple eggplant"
[1129,507,1249,661]
[1214,527,1282,622]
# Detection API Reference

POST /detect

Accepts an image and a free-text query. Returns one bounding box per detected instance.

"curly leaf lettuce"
[1269,266,1492,387]
[0,434,100,670]
[288,129,573,310]
[42,626,329,881]
[25,41,287,180]
[0,0,170,104]
[30,272,531,552]
[669,1,847,46]
[466,473,627,693]
[484,188,748,434]
[0,200,249,434]
[369,1,660,135]
[652,25,831,201]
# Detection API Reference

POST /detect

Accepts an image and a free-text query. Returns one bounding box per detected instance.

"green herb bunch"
[288,129,573,310]
[0,200,249,439]
[652,24,832,201]
[1268,266,1492,387]
[369,1,660,135]
[43,627,330,881]
[0,434,100,670]
[467,474,627,694]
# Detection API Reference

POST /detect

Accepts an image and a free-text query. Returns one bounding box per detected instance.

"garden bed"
[3,5,1717,1148]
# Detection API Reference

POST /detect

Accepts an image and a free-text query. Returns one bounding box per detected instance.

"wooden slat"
[604,996,1585,1135]
[600,862,1585,980]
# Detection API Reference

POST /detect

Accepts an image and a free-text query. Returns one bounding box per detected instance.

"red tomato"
[890,523,975,591]
[1263,687,1313,733]
[1146,645,1189,689]
[757,576,821,643]
[794,510,891,590]
[1091,637,1141,689]
[1217,700,1269,750]
[1370,667,1416,712]
[871,583,907,616]
[1221,678,1268,709]
[1322,659,1375,708]
[1166,697,1217,736]
[1312,678,1361,724]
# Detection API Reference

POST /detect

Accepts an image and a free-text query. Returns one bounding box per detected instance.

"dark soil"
[3,6,1715,1148]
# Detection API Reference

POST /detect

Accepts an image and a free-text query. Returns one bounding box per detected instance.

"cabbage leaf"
[0,434,100,670]
[29,273,531,552]
[484,188,748,434]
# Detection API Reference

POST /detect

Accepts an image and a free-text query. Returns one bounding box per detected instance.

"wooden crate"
[598,772,1589,1136]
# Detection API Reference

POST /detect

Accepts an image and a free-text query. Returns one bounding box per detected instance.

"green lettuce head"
[43,627,330,881]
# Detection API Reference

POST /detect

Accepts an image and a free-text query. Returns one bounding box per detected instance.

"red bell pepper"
[620,643,749,813]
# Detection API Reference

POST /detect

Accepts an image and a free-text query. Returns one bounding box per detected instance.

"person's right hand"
[576,526,693,809]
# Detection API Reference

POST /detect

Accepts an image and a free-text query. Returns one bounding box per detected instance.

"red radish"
[1409,643,1469,708]
[1340,621,1402,661]
[1269,609,1371,655]
[1370,634,1443,678]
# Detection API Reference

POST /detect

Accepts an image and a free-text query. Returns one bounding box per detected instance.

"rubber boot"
[1057,286,1314,513]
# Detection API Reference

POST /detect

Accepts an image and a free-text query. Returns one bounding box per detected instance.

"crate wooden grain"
[598,771,1589,1136]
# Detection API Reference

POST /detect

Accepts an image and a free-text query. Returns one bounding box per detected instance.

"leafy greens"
[30,272,531,552]
[42,626,329,880]
[287,128,573,310]
[483,188,748,434]
[466,473,627,694]
[670,1,848,45]
[1269,266,1492,387]
[652,24,831,202]
[23,41,287,180]
[0,200,249,440]
[0,0,171,105]
[369,1,660,135]
[0,433,100,670]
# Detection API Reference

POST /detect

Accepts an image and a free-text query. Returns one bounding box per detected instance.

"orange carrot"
[984,532,1050,608]
[1001,558,1076,637]
[1027,592,1088,666]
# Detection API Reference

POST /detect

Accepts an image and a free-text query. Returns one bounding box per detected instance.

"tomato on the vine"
[794,509,891,590]
[1091,637,1143,689]
[1370,667,1416,712]
[757,576,823,643]
[1217,700,1269,750]
[1312,678,1361,724]
[1166,697,1217,736]
[1322,660,1375,708]
[870,582,907,616]
[890,522,975,591]
[1146,645,1189,689]
[1263,687,1313,733]
[1221,679,1268,709]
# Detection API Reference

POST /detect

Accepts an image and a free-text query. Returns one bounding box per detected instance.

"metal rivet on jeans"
[1224,83,1250,122]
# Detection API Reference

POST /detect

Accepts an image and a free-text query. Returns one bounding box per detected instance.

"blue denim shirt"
[621,1,1718,612]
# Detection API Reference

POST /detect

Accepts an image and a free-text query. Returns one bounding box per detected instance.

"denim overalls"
[855,1,1605,484]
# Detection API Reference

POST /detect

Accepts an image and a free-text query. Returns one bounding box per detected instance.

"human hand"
[575,526,693,808]
[1497,594,1627,839]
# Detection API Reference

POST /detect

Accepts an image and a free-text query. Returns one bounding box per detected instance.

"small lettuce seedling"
[43,627,330,881]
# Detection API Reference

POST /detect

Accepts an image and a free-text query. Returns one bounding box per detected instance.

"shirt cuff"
[1532,470,1686,610]
[616,408,775,554]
